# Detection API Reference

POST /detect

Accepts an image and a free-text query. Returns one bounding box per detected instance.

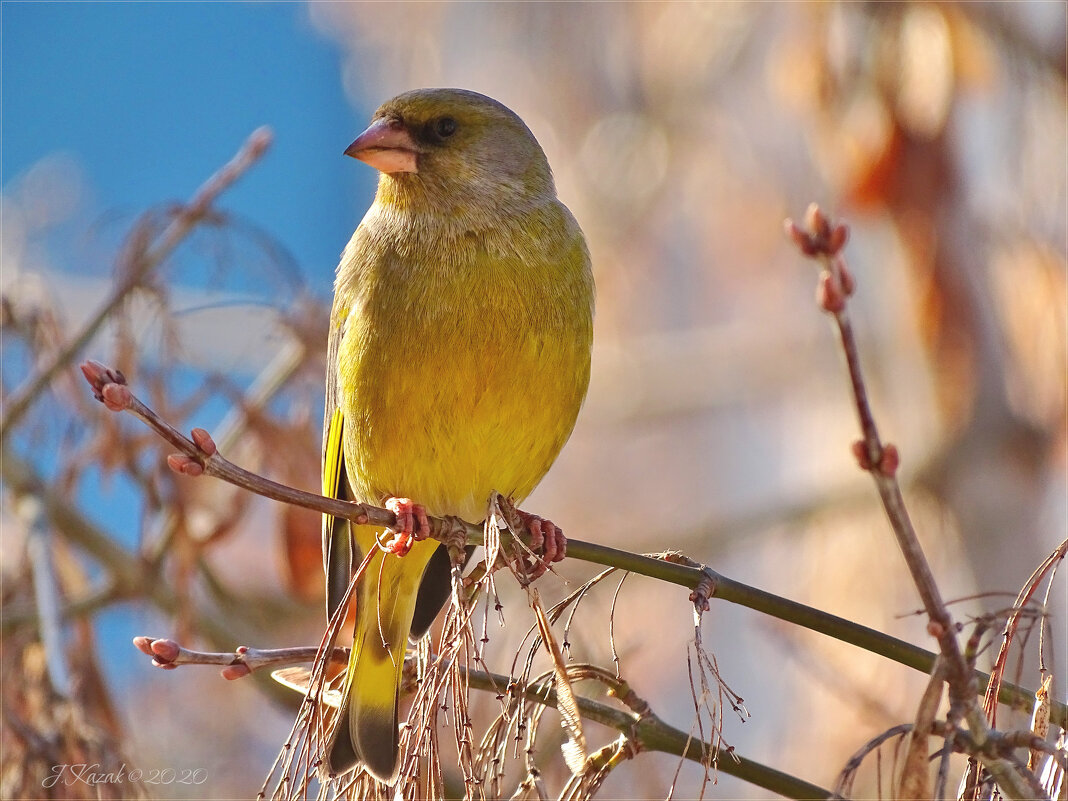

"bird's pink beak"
[344,117,419,174]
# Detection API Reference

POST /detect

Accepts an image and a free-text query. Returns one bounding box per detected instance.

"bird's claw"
[383,497,430,556]
[516,509,567,580]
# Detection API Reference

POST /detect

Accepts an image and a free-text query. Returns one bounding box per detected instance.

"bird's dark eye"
[434,117,457,139]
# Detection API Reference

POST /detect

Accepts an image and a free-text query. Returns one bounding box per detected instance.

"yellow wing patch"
[323,407,351,618]
[324,406,345,503]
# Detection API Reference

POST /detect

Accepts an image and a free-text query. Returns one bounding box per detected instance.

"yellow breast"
[333,200,593,522]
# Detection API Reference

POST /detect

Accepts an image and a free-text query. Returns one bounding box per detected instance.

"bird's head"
[345,88,556,220]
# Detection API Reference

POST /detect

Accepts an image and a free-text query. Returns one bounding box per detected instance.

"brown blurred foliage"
[2,187,331,797]
[2,522,146,801]
[2,2,1064,799]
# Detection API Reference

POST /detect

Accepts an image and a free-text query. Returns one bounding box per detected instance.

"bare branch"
[130,636,347,679]
[787,204,1048,801]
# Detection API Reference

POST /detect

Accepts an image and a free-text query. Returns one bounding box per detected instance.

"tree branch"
[73,358,1066,730]
[128,636,833,801]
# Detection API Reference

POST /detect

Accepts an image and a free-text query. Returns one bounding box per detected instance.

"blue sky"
[3,1,379,543]
[2,2,371,294]
[1,6,375,759]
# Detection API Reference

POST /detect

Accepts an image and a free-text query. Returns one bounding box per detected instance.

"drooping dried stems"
[983,539,1068,727]
[127,635,832,801]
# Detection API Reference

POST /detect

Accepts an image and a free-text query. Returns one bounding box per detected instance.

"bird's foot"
[516,510,566,579]
[494,495,567,581]
[383,497,430,556]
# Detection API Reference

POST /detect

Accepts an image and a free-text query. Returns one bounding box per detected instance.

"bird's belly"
[340,329,585,522]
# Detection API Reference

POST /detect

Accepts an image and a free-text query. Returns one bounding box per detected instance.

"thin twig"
[130,636,347,675]
[786,204,1046,801]
[834,723,912,799]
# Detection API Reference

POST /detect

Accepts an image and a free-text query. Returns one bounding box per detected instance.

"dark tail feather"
[323,683,399,782]
[352,701,400,784]
[324,703,360,776]
[410,544,476,639]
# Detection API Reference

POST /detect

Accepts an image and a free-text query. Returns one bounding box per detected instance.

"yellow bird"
[321,88,594,783]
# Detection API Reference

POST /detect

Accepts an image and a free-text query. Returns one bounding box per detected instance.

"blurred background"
[2,2,1065,799]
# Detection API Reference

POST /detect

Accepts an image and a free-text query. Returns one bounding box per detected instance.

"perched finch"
[321,88,594,783]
